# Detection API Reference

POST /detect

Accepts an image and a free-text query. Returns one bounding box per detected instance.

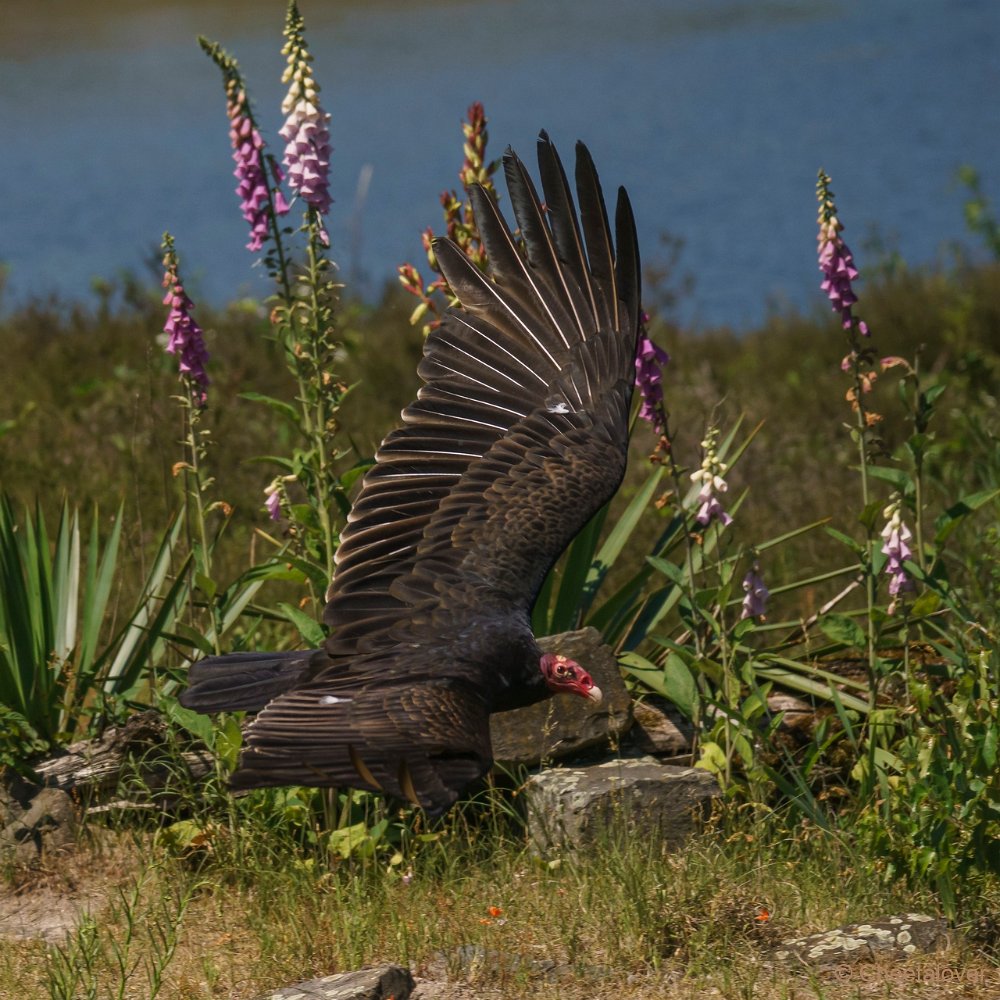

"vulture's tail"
[178,650,322,713]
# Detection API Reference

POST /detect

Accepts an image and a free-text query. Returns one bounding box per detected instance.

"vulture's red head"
[540,653,603,703]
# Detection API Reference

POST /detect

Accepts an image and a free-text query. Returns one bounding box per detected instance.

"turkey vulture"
[180,132,641,815]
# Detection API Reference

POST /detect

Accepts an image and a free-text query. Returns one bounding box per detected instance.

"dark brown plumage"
[180,133,641,815]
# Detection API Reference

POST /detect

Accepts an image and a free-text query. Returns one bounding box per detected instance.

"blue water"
[1,0,998,330]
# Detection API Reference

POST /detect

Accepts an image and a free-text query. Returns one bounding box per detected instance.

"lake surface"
[1,0,998,330]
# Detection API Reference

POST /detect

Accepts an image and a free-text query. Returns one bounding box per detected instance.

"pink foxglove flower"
[200,37,289,253]
[741,562,769,621]
[690,429,733,528]
[228,85,289,252]
[693,481,733,528]
[635,324,670,431]
[279,2,332,215]
[881,498,915,611]
[161,235,210,407]
[264,487,282,521]
[816,170,869,336]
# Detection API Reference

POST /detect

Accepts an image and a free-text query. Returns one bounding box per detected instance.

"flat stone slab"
[255,964,414,1000]
[523,756,719,855]
[771,914,950,967]
[491,628,632,768]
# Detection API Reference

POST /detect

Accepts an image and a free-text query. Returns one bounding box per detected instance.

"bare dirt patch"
[0,830,132,943]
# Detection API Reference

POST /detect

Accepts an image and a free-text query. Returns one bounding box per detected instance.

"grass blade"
[78,504,124,677]
[52,500,80,665]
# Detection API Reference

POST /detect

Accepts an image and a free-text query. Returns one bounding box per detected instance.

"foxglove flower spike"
[279,1,333,215]
[635,322,670,431]
[161,234,210,407]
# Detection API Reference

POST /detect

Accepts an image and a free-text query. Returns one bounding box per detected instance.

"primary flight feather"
[180,132,641,816]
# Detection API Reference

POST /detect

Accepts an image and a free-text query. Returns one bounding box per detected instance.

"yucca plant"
[0,494,194,754]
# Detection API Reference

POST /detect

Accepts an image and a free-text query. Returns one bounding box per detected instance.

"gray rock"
[254,964,414,1000]
[765,693,817,738]
[629,700,694,756]
[771,913,950,967]
[0,769,77,865]
[628,694,820,761]
[523,755,719,855]
[491,628,632,768]
[0,768,35,821]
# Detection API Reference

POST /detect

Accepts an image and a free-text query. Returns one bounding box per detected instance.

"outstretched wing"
[234,135,640,811]
[321,133,640,663]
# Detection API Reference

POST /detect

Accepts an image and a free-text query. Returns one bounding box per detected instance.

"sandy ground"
[0,879,100,943]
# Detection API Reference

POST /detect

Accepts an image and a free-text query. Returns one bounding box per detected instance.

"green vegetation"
[2,3,1000,995]
[0,246,998,996]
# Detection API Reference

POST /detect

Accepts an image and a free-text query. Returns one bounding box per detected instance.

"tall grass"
[2,257,997,609]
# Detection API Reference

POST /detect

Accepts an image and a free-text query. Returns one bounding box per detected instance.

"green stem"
[912,364,927,575]
[715,550,734,789]
[659,411,711,764]
[304,211,338,584]
[263,156,295,307]
[262,160,340,593]
[913,467,926,574]
[185,398,222,655]
[666,442,705,659]
[850,354,879,719]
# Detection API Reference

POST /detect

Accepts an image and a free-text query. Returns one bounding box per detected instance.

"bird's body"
[180,133,641,815]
